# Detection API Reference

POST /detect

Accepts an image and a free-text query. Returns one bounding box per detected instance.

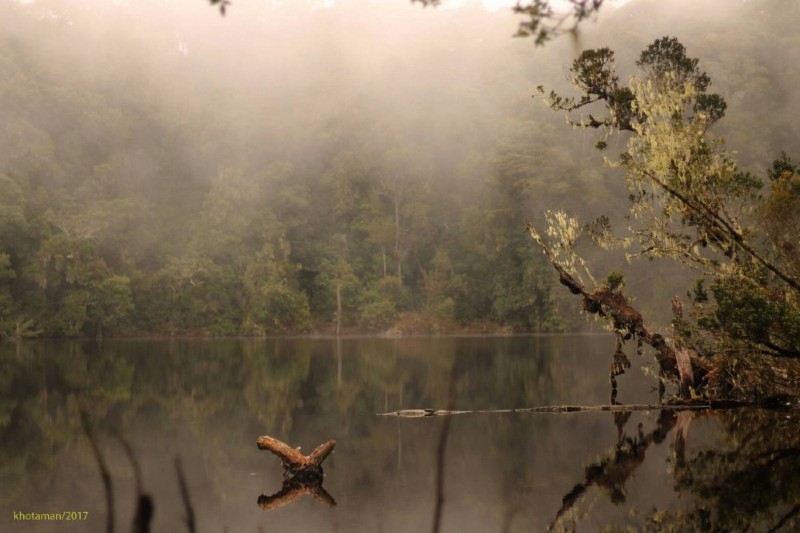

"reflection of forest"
[0,337,583,530]
[0,338,797,531]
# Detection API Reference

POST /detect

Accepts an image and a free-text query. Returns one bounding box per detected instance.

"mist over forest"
[1,0,799,338]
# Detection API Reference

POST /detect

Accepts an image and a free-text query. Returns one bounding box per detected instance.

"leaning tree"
[531,36,800,402]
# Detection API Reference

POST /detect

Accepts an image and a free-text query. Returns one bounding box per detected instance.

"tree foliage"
[534,35,800,400]
[413,0,605,44]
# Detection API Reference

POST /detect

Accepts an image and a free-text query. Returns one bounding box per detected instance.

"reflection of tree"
[0,342,135,502]
[549,407,800,532]
[650,408,800,532]
[550,410,677,530]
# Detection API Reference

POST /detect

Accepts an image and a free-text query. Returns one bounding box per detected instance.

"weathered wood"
[526,220,725,401]
[256,435,337,512]
[378,408,470,418]
[379,401,758,417]
[306,440,336,467]
[526,220,682,382]
[257,435,335,480]
[256,436,307,466]
[672,295,696,399]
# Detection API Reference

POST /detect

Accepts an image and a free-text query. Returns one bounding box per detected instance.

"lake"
[1,336,797,532]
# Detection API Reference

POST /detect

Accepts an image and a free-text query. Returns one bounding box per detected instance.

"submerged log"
[256,436,335,482]
[378,400,757,417]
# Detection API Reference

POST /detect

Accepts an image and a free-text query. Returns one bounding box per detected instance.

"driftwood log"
[378,402,738,417]
[256,436,335,481]
[256,435,336,511]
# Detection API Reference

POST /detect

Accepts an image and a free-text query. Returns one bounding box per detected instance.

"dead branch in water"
[256,435,337,512]
[256,436,335,480]
[379,401,755,417]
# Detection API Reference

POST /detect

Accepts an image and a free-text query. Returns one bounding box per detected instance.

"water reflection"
[658,408,800,532]
[257,479,336,512]
[546,406,800,532]
[0,337,797,531]
[550,409,676,530]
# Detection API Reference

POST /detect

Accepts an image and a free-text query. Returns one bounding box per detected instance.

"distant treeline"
[0,0,797,337]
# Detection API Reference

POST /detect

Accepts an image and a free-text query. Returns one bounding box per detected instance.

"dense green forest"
[1,0,798,338]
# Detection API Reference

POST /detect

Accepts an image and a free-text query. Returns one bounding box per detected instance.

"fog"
[4,2,800,531]
[1,0,799,337]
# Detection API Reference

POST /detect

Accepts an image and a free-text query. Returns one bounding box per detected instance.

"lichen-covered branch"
[526,219,682,382]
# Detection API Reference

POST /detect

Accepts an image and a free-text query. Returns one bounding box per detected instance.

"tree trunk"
[394,190,402,283]
[526,221,698,384]
[335,282,342,337]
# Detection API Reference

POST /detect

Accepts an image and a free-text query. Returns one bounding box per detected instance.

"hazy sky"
[9,0,632,11]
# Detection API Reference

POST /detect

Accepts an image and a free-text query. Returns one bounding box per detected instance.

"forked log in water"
[256,435,336,477]
[256,435,337,511]
[256,436,335,480]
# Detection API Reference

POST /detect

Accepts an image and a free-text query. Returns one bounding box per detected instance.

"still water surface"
[1,336,797,531]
